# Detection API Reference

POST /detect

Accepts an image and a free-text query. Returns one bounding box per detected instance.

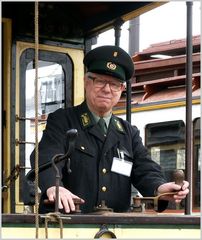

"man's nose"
[102,82,111,91]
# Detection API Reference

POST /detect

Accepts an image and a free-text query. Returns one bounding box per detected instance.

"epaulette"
[113,117,125,133]
[80,112,91,127]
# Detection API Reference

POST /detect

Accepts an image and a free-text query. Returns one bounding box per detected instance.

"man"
[30,45,189,214]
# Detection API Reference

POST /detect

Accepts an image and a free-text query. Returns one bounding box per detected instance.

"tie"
[98,118,107,135]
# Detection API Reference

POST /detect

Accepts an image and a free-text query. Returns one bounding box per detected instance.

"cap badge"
[106,62,117,71]
[81,113,90,127]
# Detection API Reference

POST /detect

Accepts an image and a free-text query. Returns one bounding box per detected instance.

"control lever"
[132,169,185,211]
[173,169,184,187]
[23,129,78,206]
[25,129,78,181]
[47,129,78,213]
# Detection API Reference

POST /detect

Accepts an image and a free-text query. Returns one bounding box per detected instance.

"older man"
[30,45,189,214]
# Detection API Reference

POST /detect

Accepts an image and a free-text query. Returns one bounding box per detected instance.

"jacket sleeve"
[30,109,68,194]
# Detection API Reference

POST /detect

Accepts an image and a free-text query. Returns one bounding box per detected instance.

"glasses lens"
[89,76,122,91]
[110,82,121,91]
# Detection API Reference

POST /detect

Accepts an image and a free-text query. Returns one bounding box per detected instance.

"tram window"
[146,119,201,211]
[18,49,73,204]
[145,120,185,210]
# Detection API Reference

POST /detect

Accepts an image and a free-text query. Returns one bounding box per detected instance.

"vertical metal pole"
[114,18,132,123]
[185,1,193,215]
[34,1,39,238]
[126,80,132,123]
[114,19,123,47]
[128,17,140,56]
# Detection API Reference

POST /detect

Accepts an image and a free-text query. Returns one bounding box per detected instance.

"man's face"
[84,72,125,116]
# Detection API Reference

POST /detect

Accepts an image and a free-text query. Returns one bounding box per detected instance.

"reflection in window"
[25,60,64,173]
[26,60,64,117]
[146,120,185,210]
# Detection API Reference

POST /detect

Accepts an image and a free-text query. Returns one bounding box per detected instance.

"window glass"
[146,120,185,210]
[25,60,64,173]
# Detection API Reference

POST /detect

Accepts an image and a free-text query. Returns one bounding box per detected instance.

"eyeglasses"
[88,76,124,92]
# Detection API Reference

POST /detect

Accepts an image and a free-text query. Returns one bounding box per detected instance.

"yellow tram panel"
[2,225,200,239]
[2,18,12,213]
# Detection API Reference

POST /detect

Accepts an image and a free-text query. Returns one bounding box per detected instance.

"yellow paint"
[15,41,21,214]
[2,226,200,239]
[114,98,200,115]
[122,2,166,21]
[16,41,84,105]
[2,18,12,213]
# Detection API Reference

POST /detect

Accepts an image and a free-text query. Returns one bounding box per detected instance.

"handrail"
[2,213,200,225]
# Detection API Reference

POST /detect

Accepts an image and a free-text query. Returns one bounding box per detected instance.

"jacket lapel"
[76,102,126,144]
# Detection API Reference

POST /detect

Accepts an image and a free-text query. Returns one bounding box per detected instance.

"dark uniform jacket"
[30,101,167,213]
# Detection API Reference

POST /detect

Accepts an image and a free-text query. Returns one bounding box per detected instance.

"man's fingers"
[182,180,189,190]
[67,197,76,212]
[60,195,71,213]
[46,186,85,213]
[47,186,56,201]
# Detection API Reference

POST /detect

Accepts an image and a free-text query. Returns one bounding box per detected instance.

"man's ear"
[84,74,88,87]
[121,83,126,91]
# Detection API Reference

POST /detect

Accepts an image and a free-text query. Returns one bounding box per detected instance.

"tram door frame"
[2,18,12,213]
[3,38,85,213]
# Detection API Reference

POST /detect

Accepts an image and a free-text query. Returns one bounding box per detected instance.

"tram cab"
[2,2,200,239]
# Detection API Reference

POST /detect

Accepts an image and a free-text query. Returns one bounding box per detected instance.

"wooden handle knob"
[173,169,184,187]
[44,198,83,213]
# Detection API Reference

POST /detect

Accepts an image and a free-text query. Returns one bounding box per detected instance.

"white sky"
[94,1,201,54]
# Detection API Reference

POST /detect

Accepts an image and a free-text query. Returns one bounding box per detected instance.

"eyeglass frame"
[87,75,125,92]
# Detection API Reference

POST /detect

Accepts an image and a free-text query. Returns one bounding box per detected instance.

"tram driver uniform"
[30,45,173,214]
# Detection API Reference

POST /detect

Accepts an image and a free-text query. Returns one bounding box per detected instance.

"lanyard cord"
[34,1,39,238]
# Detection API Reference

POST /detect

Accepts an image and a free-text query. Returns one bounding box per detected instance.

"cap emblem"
[106,62,117,71]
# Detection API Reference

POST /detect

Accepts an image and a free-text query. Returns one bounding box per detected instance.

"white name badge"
[111,157,133,177]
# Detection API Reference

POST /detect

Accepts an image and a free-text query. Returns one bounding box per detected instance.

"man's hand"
[157,181,189,203]
[46,186,85,213]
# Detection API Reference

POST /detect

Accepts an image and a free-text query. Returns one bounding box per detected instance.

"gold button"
[102,186,107,192]
[102,168,107,174]
[81,146,85,150]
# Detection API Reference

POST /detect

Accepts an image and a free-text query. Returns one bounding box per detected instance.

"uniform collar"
[79,101,125,134]
[91,111,112,128]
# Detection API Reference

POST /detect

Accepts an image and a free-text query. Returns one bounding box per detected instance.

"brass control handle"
[133,191,179,211]
[132,169,185,211]
[173,169,185,187]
